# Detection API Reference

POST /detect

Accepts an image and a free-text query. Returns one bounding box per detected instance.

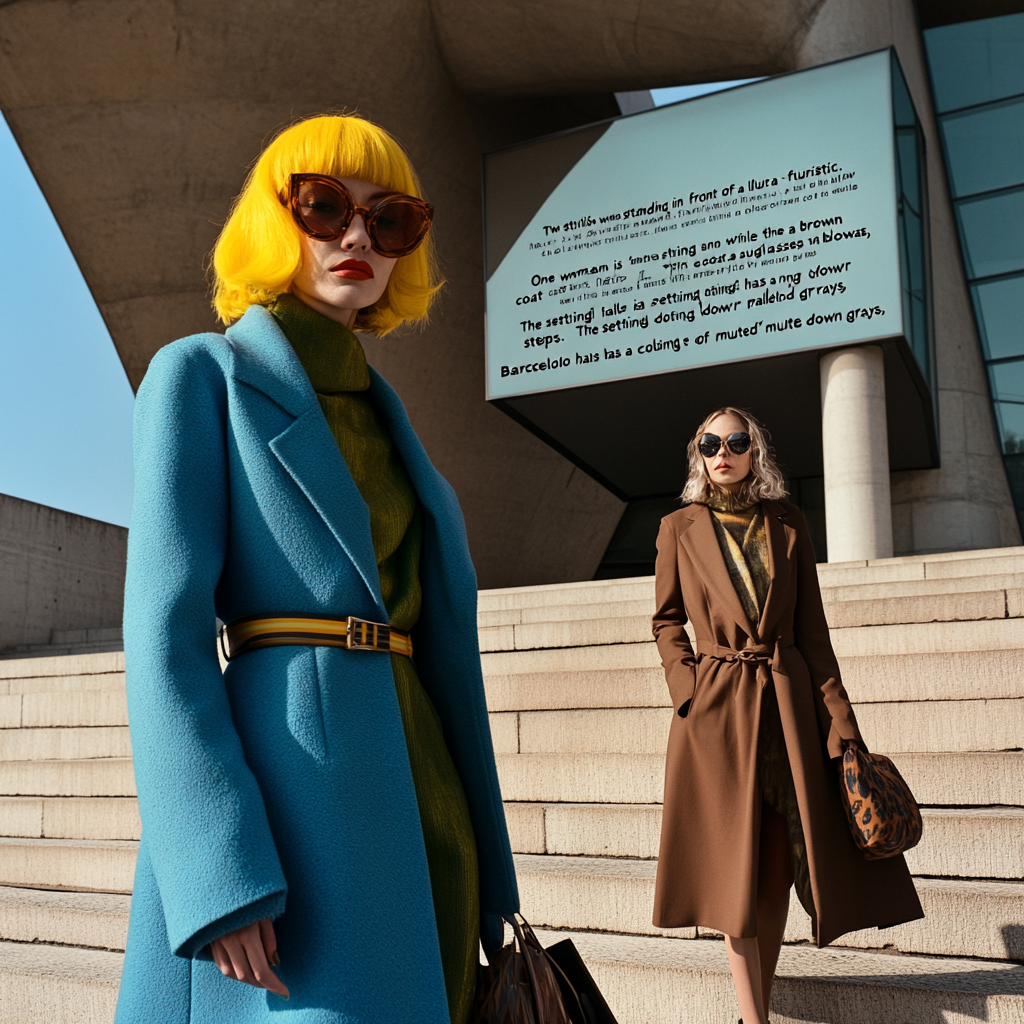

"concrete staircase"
[2,548,1024,1022]
[482,547,1024,1022]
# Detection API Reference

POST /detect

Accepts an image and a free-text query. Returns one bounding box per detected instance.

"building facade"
[0,0,1020,586]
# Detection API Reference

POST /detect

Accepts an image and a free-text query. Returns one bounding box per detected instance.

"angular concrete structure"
[0,0,1017,588]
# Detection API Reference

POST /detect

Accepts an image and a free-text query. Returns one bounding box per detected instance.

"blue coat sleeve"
[123,337,287,960]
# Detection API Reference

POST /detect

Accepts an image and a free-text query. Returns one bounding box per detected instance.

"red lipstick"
[329,259,374,280]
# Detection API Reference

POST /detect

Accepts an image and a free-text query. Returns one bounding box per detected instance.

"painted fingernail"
[270,952,280,968]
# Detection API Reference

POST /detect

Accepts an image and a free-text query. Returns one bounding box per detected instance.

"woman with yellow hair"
[115,114,519,1023]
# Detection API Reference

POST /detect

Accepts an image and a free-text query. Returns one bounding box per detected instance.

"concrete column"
[820,345,894,562]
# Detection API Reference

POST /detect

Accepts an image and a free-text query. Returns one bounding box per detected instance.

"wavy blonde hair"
[680,406,788,505]
[211,114,442,332]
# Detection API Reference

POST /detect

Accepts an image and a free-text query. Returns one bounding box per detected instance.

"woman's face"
[290,176,399,329]
[701,412,752,492]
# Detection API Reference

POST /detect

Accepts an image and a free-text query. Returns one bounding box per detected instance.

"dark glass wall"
[892,56,932,386]
[924,13,1024,530]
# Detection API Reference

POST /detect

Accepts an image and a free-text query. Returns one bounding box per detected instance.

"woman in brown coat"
[652,406,922,1024]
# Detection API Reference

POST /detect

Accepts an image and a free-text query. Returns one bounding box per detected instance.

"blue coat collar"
[225,304,317,419]
[224,305,449,617]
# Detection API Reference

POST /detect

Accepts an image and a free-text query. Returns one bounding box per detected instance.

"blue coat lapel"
[225,306,383,611]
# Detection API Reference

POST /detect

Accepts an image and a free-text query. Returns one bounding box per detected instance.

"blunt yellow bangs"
[211,115,441,332]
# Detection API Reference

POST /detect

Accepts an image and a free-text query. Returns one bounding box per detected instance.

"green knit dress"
[268,295,480,1024]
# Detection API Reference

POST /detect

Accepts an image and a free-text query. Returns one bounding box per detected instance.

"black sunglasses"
[698,432,751,458]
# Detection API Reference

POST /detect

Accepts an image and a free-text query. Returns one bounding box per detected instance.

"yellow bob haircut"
[212,115,442,333]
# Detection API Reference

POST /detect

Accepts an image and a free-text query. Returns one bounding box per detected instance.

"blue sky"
[649,79,759,106]
[0,79,753,529]
[0,113,135,527]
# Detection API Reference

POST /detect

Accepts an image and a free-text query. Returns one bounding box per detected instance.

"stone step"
[0,759,136,797]
[0,727,131,762]
[480,613,1024,655]
[516,853,1024,961]
[3,643,124,661]
[491,697,1024,755]
[479,598,654,627]
[474,547,1024,614]
[0,886,129,950]
[818,547,1024,586]
[5,927,1023,1024]
[0,940,122,1024]
[0,652,124,684]
[505,802,1024,879]
[479,586,1024,630]
[0,691,128,729]
[7,791,1008,874]
[822,573,1024,601]
[813,589,1024,628]
[483,645,1024,709]
[495,751,1024,807]
[479,577,655,612]
[3,641,1017,724]
[532,926,1024,1024]
[0,797,141,840]
[0,672,125,697]
[0,838,137,893]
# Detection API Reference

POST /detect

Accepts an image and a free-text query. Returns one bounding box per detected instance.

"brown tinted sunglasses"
[284,173,434,258]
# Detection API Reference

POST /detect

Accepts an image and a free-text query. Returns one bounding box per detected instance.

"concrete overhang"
[428,0,825,97]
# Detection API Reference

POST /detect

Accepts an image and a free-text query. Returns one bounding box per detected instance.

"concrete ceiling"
[429,0,826,97]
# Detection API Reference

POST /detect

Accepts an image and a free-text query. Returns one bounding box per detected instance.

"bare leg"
[756,803,794,1015]
[725,934,766,1023]
[725,804,794,1023]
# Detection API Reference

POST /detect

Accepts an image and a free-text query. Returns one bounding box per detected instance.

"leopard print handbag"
[840,747,923,860]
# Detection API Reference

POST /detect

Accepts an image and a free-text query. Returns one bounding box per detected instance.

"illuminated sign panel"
[484,51,906,401]
[482,50,934,498]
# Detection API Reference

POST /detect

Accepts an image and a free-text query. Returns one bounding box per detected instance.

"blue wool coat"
[115,305,519,1023]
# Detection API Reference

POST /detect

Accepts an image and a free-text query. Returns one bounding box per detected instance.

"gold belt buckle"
[346,615,388,652]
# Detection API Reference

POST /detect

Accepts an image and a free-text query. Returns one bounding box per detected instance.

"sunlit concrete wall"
[797,0,1020,552]
[0,495,127,651]
[0,0,1014,588]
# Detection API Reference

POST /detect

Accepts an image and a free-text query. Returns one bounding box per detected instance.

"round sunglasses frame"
[698,432,751,458]
[285,173,434,258]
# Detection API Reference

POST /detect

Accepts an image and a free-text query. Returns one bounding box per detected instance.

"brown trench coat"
[652,499,923,947]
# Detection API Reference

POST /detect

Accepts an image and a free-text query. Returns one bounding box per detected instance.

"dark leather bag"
[545,938,619,1024]
[470,917,618,1024]
[840,746,923,860]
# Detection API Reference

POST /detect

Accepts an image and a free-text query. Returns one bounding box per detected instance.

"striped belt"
[219,614,413,662]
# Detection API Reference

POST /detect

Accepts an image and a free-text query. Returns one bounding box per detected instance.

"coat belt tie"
[695,634,794,688]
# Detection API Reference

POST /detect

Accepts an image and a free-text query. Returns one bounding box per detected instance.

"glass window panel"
[891,55,917,129]
[924,13,1024,113]
[989,358,1024,404]
[1001,453,1024,530]
[957,187,1024,279]
[896,128,922,211]
[990,360,1024,452]
[941,97,1024,198]
[992,399,1024,453]
[973,274,1024,360]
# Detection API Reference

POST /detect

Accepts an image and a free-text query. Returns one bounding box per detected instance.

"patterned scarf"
[707,498,770,629]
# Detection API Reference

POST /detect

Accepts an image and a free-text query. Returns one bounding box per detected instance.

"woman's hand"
[210,918,289,999]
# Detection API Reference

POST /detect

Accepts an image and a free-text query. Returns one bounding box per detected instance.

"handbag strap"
[508,915,586,1024]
